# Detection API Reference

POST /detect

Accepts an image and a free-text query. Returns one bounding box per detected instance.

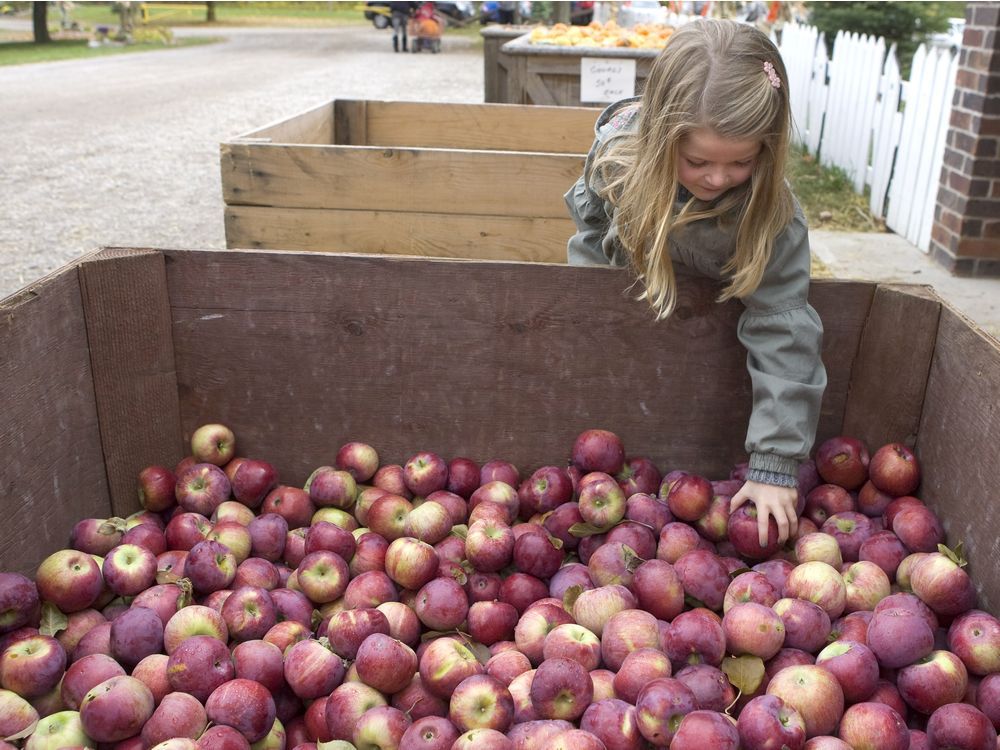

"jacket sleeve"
[564,171,615,267]
[738,205,827,483]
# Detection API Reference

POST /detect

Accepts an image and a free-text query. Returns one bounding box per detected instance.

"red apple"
[166,634,234,703]
[448,674,513,733]
[948,609,1000,676]
[343,569,398,610]
[305,466,357,509]
[513,530,564,580]
[354,632,418,695]
[175,463,231,516]
[451,727,512,750]
[837,701,908,750]
[446,457,480,499]
[727,503,781,560]
[418,636,484,699]
[737,694,807,750]
[666,474,713,522]
[109,604,165,670]
[102,543,157,597]
[79,675,155,743]
[815,640,879,703]
[613,647,672,704]
[185,539,237,595]
[856,481,894,518]
[163,603,227,654]
[795,532,843,568]
[399,715,459,750]
[630,558,684,621]
[283,637,345,701]
[773,597,831,654]
[206,678,276,743]
[403,501,452,545]
[190,423,236,465]
[325,681,388,741]
[142,691,208,747]
[674,549,730,611]
[723,602,786,660]
[634,676,698,747]
[601,608,659,671]
[34,549,104,613]
[542,623,601,670]
[529,656,593,721]
[518,465,573,516]
[229,459,278,509]
[296,549,350,605]
[657,521,705,563]
[815,436,870,491]
[572,429,625,475]
[868,443,920,497]
[0,573,41,635]
[670,710,740,749]
[804,484,855,527]
[414,576,468,632]
[783,561,847,620]
[469,482,520,525]
[857,530,907,579]
[467,601,518,647]
[403,451,449,497]
[353,705,411,749]
[909,551,977,617]
[514,602,574,666]
[0,634,66,698]
[0,687,39,738]
[925,702,995,750]
[367,493,415,541]
[479,459,519,488]
[262,485,316,530]
[766,664,845,738]
[896,649,968,715]
[138,465,178,513]
[891,505,944,553]
[335,441,380,483]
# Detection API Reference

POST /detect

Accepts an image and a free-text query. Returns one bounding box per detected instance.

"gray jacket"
[564,99,827,484]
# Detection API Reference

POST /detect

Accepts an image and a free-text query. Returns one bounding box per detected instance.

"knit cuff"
[748,452,799,487]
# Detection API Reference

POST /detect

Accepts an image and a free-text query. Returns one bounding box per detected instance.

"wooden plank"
[78,248,185,518]
[333,99,367,146]
[220,143,584,219]
[361,101,599,154]
[224,206,574,262]
[842,284,941,448]
[163,250,873,490]
[232,100,335,145]
[0,266,111,576]
[915,306,1000,614]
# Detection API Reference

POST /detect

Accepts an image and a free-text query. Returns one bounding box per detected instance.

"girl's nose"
[705,170,728,188]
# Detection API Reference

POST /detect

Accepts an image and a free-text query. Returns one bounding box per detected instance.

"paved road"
[0,22,483,297]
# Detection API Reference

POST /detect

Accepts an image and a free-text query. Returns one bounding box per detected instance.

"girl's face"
[677,128,762,202]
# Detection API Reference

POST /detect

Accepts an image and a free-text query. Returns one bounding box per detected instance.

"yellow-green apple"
[162,603,227,654]
[399,715,459,750]
[572,429,625,475]
[403,452,449,497]
[79,675,154,743]
[23,710,91,750]
[0,687,39,737]
[570,584,635,638]
[842,560,890,612]
[109,604,164,670]
[670,710,740,749]
[783,561,847,620]
[418,637,484,699]
[518,466,574,517]
[737,694,807,750]
[353,632,417,695]
[795,532,843,568]
[723,602,786,660]
[34,549,104,614]
[773,597,831,654]
[190,423,236,466]
[448,674,513,733]
[305,466,357,509]
[282,637,345,701]
[836,701,908,750]
[529,656,593,721]
[868,443,920,497]
[766,664,845,738]
[166,634,234,702]
[614,647,672,704]
[635,677,697,747]
[414,576,468,632]
[324,681,388,741]
[947,609,1000,675]
[403,501,452,545]
[674,549,730,611]
[209,521,253,564]
[815,640,879,703]
[724,571,780,614]
[909,551,977,617]
[925,702,994,750]
[896,649,968,715]
[311,506,358,531]
[295,550,349,605]
[206,678,275,743]
[175,464,231,517]
[804,484,855,527]
[137,465,178,513]
[469,482,519,525]
[141,691,208,747]
[0,633,65,698]
[815,436,869,490]
[335,441,379,483]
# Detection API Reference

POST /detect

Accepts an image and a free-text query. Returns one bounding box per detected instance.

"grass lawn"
[788,146,883,233]
[0,34,218,66]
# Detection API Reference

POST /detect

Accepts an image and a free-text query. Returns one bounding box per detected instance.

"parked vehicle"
[364,1,474,29]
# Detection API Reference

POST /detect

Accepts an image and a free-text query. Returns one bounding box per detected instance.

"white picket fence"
[777,23,959,251]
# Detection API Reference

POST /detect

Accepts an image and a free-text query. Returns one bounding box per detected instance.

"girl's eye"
[737,160,755,167]
[686,159,706,168]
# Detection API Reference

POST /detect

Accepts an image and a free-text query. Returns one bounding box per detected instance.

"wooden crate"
[221,99,601,262]
[2,248,999,617]
[498,34,659,106]
[482,25,532,103]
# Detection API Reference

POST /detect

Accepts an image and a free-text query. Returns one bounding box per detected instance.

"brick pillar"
[929,2,1000,276]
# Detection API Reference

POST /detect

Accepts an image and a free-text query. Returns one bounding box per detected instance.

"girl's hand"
[730,481,799,546]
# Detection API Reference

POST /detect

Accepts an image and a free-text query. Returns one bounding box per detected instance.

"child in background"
[565,18,827,547]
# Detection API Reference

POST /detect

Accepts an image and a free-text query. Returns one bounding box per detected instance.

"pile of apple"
[527,21,676,49]
[1,425,998,750]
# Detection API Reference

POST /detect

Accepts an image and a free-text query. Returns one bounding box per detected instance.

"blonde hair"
[591,19,794,319]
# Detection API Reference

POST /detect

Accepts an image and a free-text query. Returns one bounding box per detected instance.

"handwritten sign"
[580,57,637,103]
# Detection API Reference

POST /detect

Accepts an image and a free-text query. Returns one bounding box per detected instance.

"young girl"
[565,18,827,547]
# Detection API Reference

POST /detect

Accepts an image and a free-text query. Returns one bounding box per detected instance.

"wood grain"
[234,100,335,145]
[842,284,941,448]
[163,251,872,490]
[0,266,111,576]
[915,304,1000,613]
[79,248,185,517]
[224,205,575,261]
[220,143,584,218]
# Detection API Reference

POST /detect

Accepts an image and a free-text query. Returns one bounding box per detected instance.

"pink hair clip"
[763,61,781,89]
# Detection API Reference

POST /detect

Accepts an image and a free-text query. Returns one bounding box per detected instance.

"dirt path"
[0,23,483,296]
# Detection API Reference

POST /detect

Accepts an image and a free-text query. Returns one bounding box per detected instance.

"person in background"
[565,19,827,547]
[389,1,415,52]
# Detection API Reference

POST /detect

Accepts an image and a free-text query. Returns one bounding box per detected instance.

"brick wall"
[929,2,1000,276]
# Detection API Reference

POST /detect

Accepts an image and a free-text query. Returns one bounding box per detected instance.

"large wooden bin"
[221,99,601,262]
[2,248,999,617]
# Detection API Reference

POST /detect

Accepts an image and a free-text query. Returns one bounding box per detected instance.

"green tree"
[806,2,957,74]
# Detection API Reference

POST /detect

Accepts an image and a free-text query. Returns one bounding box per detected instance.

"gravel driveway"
[0,22,484,298]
